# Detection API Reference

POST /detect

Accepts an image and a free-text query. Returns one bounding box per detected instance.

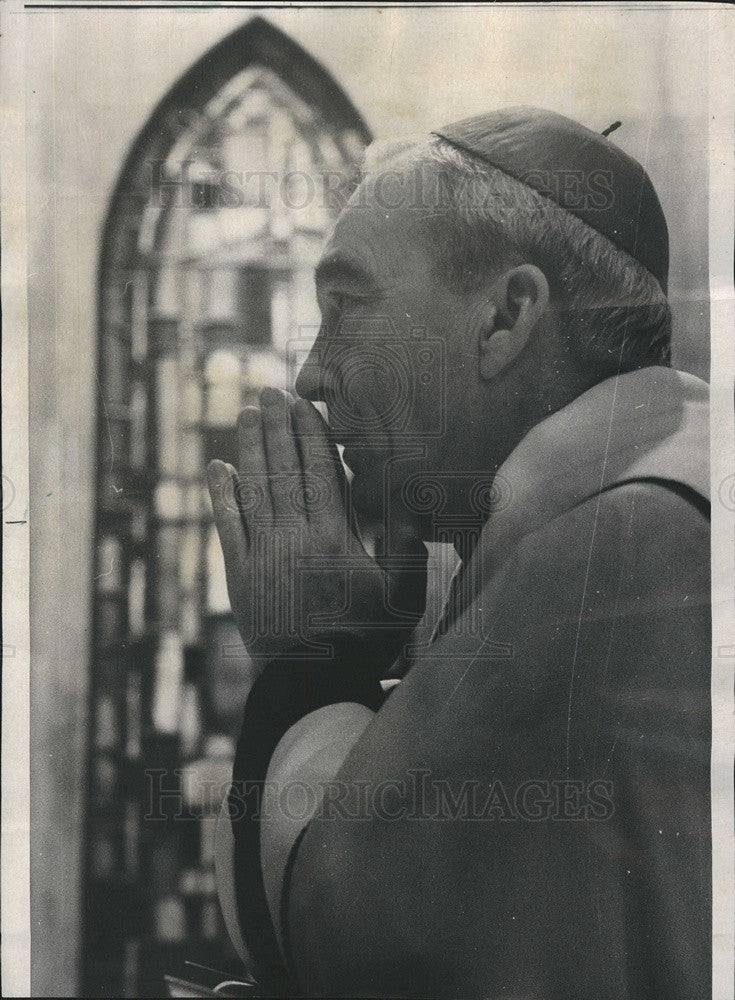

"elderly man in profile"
[207,108,710,999]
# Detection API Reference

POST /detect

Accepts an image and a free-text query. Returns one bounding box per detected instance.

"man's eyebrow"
[314,250,376,288]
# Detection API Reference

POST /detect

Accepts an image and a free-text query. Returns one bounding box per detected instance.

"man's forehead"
[321,168,436,264]
[347,153,426,213]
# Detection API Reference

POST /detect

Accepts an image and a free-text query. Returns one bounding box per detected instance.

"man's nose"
[294,345,325,401]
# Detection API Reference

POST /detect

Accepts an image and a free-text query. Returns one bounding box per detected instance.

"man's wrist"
[242,651,386,732]
[247,631,401,691]
[228,654,384,983]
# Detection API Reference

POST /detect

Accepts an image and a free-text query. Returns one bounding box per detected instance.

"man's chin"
[350,468,412,523]
[349,473,383,518]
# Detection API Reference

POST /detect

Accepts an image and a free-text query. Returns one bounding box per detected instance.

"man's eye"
[330,292,358,313]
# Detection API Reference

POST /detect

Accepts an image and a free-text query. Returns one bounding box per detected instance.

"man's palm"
[207,388,428,679]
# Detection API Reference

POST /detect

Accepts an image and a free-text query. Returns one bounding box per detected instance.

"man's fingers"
[260,387,304,518]
[237,404,273,528]
[207,459,249,572]
[292,398,349,529]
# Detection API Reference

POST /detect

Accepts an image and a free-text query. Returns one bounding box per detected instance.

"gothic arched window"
[85,19,370,996]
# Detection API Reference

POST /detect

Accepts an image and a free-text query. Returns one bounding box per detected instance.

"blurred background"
[23,6,711,996]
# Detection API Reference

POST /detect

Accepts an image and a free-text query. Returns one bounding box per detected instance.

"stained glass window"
[85,19,370,996]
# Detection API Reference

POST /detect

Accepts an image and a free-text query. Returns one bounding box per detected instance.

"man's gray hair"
[362,136,672,373]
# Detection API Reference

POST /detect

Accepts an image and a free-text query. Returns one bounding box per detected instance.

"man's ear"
[478,264,550,380]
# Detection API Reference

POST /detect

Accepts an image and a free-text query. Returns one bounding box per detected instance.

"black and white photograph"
[1,3,734,997]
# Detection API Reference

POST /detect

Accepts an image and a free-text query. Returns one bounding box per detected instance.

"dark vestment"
[234,367,711,998]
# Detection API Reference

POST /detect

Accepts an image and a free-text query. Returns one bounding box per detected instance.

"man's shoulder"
[468,477,711,689]
[448,479,712,741]
[506,478,709,597]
